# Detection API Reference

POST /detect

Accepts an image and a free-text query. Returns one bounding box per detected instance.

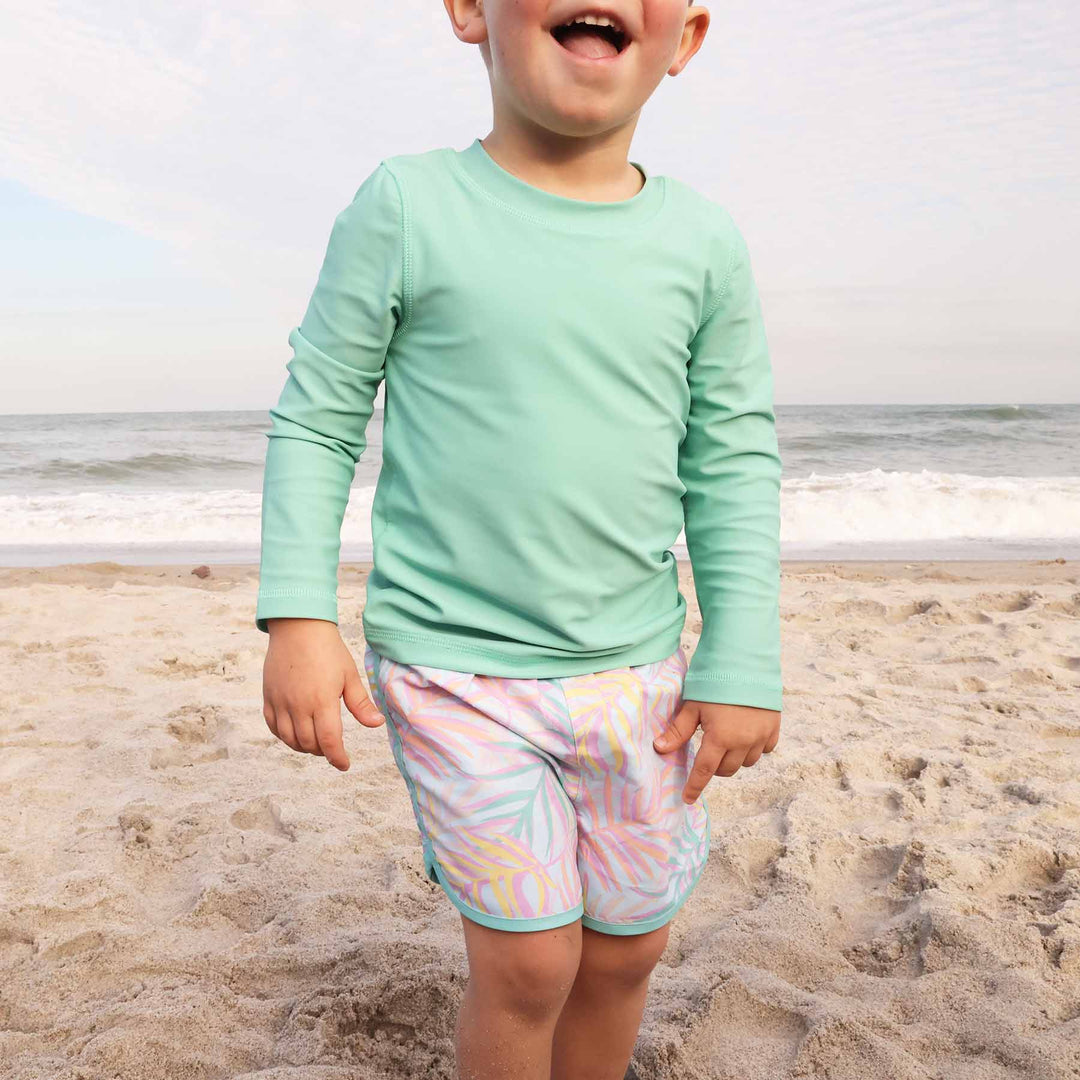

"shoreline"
[1,556,1073,592]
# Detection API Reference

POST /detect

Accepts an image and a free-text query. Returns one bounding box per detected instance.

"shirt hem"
[361,622,684,678]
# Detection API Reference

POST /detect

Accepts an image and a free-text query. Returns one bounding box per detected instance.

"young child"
[256,1,783,1076]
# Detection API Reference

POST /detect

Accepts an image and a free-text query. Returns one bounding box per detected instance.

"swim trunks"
[363,642,712,935]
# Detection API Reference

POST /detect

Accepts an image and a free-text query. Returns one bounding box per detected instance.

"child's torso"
[362,144,736,671]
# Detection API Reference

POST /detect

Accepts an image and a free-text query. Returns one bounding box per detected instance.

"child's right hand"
[261,618,386,771]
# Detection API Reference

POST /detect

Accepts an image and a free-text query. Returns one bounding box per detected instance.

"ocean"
[2,403,1077,566]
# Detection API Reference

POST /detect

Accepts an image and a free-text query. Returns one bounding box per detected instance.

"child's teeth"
[562,14,622,32]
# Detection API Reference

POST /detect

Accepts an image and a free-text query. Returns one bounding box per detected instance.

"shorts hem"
[427,855,585,932]
[580,800,712,936]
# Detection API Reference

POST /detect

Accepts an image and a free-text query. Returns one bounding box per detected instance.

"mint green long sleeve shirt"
[256,138,783,712]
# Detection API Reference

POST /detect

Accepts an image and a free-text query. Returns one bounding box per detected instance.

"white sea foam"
[4,469,1078,559]
[781,468,1080,544]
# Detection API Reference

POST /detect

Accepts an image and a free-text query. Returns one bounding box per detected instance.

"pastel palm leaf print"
[364,644,709,928]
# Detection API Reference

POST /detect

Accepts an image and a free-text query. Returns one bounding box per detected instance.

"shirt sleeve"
[678,216,783,711]
[255,162,407,633]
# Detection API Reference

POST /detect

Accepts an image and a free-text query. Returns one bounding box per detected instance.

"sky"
[1,0,1077,414]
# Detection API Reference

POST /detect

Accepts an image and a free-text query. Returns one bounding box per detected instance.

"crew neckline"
[449,137,665,234]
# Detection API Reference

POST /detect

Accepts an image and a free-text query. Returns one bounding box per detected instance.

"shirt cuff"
[682,672,783,712]
[255,590,339,633]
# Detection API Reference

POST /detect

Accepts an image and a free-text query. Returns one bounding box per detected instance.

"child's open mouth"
[550,13,631,62]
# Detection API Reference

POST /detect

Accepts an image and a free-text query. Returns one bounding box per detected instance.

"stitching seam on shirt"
[452,155,668,234]
[700,223,741,325]
[257,588,337,600]
[684,673,781,689]
[368,627,675,667]
[369,628,563,661]
[382,161,413,336]
[458,166,548,227]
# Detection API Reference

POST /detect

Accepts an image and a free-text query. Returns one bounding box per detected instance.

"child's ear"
[444,0,488,47]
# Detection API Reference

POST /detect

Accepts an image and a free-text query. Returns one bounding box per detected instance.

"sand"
[0,558,1078,1079]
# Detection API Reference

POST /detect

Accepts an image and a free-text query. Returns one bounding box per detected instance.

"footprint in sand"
[117,802,156,850]
[229,794,296,840]
[972,590,1043,613]
[143,650,247,681]
[149,704,231,769]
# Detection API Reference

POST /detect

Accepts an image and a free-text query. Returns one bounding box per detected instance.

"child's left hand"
[653,700,781,804]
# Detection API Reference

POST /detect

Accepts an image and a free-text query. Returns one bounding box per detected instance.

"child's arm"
[256,162,407,632]
[256,163,405,770]
[676,215,783,714]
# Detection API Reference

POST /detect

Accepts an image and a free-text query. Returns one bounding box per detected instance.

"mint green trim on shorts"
[424,806,710,936]
[429,856,586,932]
[580,801,711,936]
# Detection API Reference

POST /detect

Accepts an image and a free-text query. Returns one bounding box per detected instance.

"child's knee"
[579,922,671,987]
[462,916,582,1021]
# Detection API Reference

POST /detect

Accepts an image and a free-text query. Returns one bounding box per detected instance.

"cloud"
[0,1,452,295]
[0,0,1077,407]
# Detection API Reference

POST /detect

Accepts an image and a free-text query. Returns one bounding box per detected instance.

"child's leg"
[549,922,670,1080]
[362,645,591,1075]
[456,914,583,1080]
[545,647,711,1077]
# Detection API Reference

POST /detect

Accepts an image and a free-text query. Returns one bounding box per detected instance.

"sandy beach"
[1,557,1078,1079]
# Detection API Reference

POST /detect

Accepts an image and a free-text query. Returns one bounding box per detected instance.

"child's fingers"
[681,739,724,803]
[715,746,749,778]
[290,712,323,755]
[313,708,350,771]
[653,702,700,752]
[274,711,302,752]
[342,667,385,729]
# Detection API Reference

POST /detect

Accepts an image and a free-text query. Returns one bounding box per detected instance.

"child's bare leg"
[455,914,583,1080]
[548,922,671,1080]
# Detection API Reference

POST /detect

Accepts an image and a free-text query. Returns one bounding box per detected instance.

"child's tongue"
[556,26,620,59]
